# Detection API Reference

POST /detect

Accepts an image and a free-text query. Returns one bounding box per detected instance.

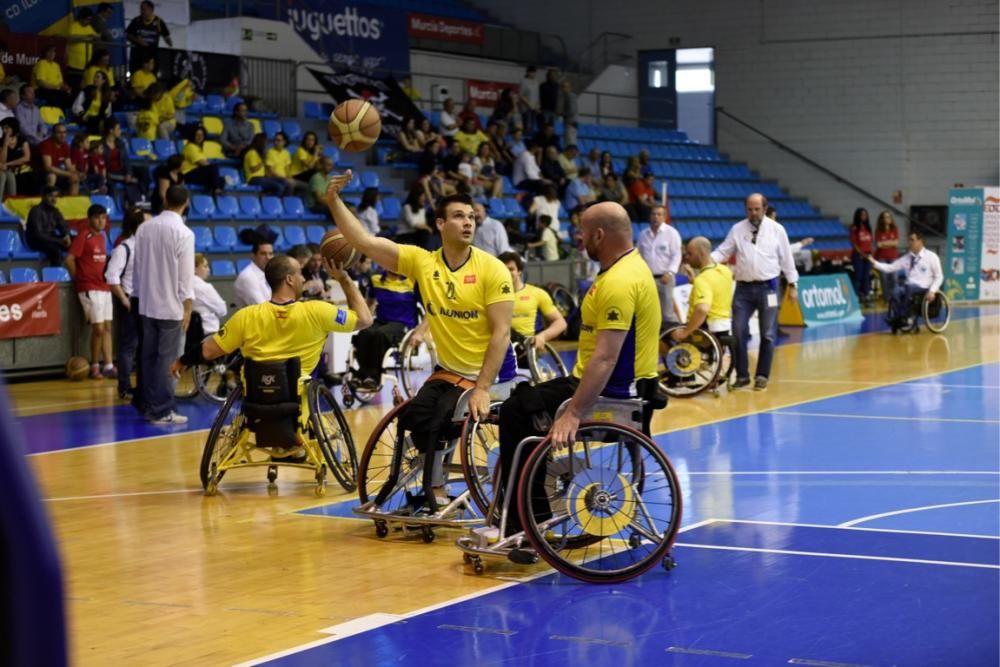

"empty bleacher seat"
[10,267,38,283]
[224,96,244,113]
[220,166,254,192]
[306,225,326,244]
[211,225,237,252]
[282,120,303,144]
[214,195,240,220]
[238,196,262,220]
[262,119,281,139]
[0,269,5,284]
[191,226,214,252]
[321,145,340,164]
[303,101,323,119]
[236,258,251,272]
[359,172,380,190]
[0,229,16,258]
[204,95,225,114]
[130,138,154,160]
[488,197,505,219]
[282,196,305,220]
[259,196,284,221]
[10,233,40,260]
[380,197,401,221]
[41,266,70,282]
[201,115,224,136]
[153,139,176,159]
[283,225,306,247]
[189,194,216,220]
[211,259,236,276]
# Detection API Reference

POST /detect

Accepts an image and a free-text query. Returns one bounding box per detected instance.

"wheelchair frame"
[658,326,734,398]
[342,327,438,407]
[895,290,951,334]
[176,352,243,404]
[512,337,569,385]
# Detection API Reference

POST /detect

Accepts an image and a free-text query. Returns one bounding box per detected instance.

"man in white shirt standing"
[519,65,539,135]
[868,230,943,331]
[233,225,275,308]
[132,185,195,424]
[512,143,547,195]
[472,201,511,257]
[712,193,798,391]
[438,97,459,139]
[638,204,683,328]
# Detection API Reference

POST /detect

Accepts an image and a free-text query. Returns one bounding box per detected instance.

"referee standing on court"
[712,193,798,391]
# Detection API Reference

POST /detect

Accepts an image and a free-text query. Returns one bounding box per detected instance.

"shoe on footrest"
[508,547,539,565]
[270,447,307,464]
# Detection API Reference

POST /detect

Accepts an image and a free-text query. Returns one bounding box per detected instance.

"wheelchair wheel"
[518,423,682,583]
[357,399,424,513]
[923,292,950,333]
[174,366,198,399]
[545,282,578,319]
[460,413,501,516]
[309,383,358,492]
[192,362,230,404]
[528,342,569,384]
[658,327,723,397]
[398,330,436,399]
[199,385,245,493]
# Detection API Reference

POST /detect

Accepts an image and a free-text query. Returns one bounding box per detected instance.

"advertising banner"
[466,79,515,108]
[779,273,862,327]
[0,30,67,82]
[0,282,60,339]
[0,0,70,36]
[944,188,985,301]
[282,1,409,75]
[980,187,999,300]
[408,13,484,44]
[157,47,241,94]
[308,68,422,139]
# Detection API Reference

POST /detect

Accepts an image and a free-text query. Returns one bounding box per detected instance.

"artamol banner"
[779,273,863,327]
[944,186,999,301]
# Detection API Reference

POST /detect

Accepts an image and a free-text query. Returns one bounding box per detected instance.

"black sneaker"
[732,377,751,389]
[753,376,768,391]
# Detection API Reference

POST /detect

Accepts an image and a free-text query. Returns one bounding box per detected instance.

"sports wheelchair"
[657,326,734,398]
[200,357,358,497]
[352,380,514,543]
[176,352,242,404]
[890,289,951,334]
[512,334,569,385]
[456,389,683,584]
[341,327,437,407]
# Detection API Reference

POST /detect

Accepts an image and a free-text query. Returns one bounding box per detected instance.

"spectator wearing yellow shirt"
[181,125,224,194]
[145,83,176,139]
[134,97,158,141]
[266,131,309,199]
[290,131,321,183]
[32,45,72,108]
[130,56,158,98]
[71,70,112,134]
[243,132,284,196]
[453,116,487,157]
[66,8,99,88]
[82,49,116,89]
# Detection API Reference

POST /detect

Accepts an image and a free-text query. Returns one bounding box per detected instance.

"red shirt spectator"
[72,146,90,173]
[38,135,72,171]
[68,230,110,293]
[850,224,873,255]
[90,151,106,176]
[874,213,900,261]
[628,177,655,204]
[457,100,482,132]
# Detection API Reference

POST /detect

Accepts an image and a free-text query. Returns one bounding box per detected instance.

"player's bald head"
[687,236,712,269]
[581,201,632,239]
[689,236,711,255]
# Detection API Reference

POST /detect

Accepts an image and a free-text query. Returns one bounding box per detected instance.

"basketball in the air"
[328,99,381,152]
[66,356,89,381]
[320,230,357,269]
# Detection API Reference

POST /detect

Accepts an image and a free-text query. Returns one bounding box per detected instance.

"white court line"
[684,470,999,476]
[672,542,1000,570]
[703,518,1000,540]
[776,379,1000,389]
[839,499,1000,528]
[770,411,1000,424]
[40,482,299,503]
[26,428,210,457]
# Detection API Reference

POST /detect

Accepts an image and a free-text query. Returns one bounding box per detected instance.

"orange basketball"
[320,230,357,270]
[66,356,89,381]
[328,99,381,152]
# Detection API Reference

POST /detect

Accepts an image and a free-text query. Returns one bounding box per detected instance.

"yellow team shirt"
[396,245,516,380]
[266,148,292,178]
[213,300,358,375]
[152,94,176,124]
[688,263,734,332]
[82,65,115,88]
[135,109,157,141]
[182,142,206,174]
[131,69,157,95]
[244,149,265,181]
[291,146,317,177]
[67,22,97,71]
[33,59,64,89]
[453,129,487,157]
[511,283,558,337]
[574,249,659,397]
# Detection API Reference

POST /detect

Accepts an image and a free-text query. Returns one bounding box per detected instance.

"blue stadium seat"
[380,197,401,220]
[10,233,41,260]
[342,172,363,194]
[283,225,306,247]
[282,120,303,144]
[321,145,340,164]
[204,95,225,114]
[219,166,254,192]
[90,194,122,221]
[189,194,215,221]
[236,258,251,272]
[503,198,523,219]
[224,95,244,113]
[0,204,18,223]
[488,197,505,219]
[211,260,236,277]
[260,196,284,220]
[10,267,38,283]
[129,137,154,160]
[262,119,281,139]
[303,101,323,119]
[238,196,262,220]
[282,197,305,220]
[0,269,5,284]
[0,229,15,258]
[359,171,380,190]
[191,226,214,252]
[214,195,240,220]
[270,228,287,251]
[211,225,237,252]
[306,225,326,245]
[153,139,176,160]
[41,266,71,282]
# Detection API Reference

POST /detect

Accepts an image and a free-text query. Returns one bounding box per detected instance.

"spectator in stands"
[66,203,115,379]
[868,230,943,330]
[629,172,657,221]
[417,138,443,176]
[233,226,276,307]
[472,200,511,257]
[101,118,144,199]
[637,149,653,178]
[400,75,420,102]
[533,123,560,150]
[528,214,559,261]
[145,82,177,140]
[106,207,147,400]
[598,172,629,206]
[91,3,115,43]
[438,97,459,139]
[82,49,116,89]
[539,69,560,128]
[302,243,330,298]
[25,186,71,266]
[151,154,183,214]
[599,151,615,179]
[583,147,600,175]
[15,84,47,146]
[507,126,526,158]
[563,167,596,213]
[85,139,108,194]
[484,121,513,171]
[0,89,15,122]
[127,0,173,74]
[130,56,158,98]
[31,45,72,108]
[415,117,443,149]
[72,71,112,134]
[471,141,503,198]
[243,132,284,196]
[622,155,641,187]
[519,65,539,134]
[38,123,80,196]
[457,98,482,132]
[397,117,423,162]
[512,142,547,195]
[540,144,567,195]
[266,131,309,199]
[638,204,683,329]
[132,185,194,425]
[0,118,28,200]
[134,96,157,141]
[286,244,326,298]
[399,188,432,248]
[192,253,227,335]
[220,102,254,159]
[529,183,560,228]
[559,79,578,147]
[874,211,901,301]
[712,193,798,392]
[418,163,455,209]
[558,144,580,180]
[66,8,98,90]
[357,187,381,236]
[180,125,224,195]
[850,207,874,304]
[454,117,488,157]
[490,88,521,131]
[306,154,334,214]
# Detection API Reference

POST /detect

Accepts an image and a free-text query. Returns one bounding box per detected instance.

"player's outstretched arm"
[326,170,400,272]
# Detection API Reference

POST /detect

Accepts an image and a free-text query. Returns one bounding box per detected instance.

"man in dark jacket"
[25,186,71,266]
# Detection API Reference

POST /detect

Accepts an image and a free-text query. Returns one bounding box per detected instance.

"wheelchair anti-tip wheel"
[309,383,358,492]
[517,423,682,583]
[923,292,950,333]
[658,327,724,397]
[199,385,245,494]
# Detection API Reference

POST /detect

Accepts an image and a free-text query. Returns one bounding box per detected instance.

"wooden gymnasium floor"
[8,305,1000,666]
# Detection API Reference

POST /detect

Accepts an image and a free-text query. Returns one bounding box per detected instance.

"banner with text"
[0,30,67,82]
[308,68,422,140]
[980,187,999,300]
[944,187,986,301]
[0,282,60,339]
[779,273,862,327]
[282,1,409,75]
[408,13,483,44]
[466,79,516,108]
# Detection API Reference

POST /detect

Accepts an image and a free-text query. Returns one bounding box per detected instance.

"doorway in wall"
[676,48,715,146]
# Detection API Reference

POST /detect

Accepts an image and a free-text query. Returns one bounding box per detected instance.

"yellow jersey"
[67,22,97,71]
[131,69,157,95]
[152,94,175,124]
[291,146,317,177]
[396,245,517,381]
[213,300,358,375]
[33,59,64,89]
[511,283,558,337]
[266,148,291,178]
[688,263,734,332]
[244,149,265,182]
[82,65,115,88]
[135,109,157,141]
[181,142,207,174]
[574,248,659,398]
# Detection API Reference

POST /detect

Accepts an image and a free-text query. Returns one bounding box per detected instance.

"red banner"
[0,283,61,339]
[0,30,68,84]
[408,13,484,44]
[466,79,516,109]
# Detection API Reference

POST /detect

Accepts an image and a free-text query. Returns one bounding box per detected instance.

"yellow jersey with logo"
[689,263,734,331]
[33,59,64,89]
[397,245,516,380]
[574,248,659,398]
[511,283,558,337]
[213,300,357,375]
[181,142,207,174]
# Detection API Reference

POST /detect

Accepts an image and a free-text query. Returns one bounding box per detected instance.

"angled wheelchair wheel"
[174,366,198,399]
[658,327,723,397]
[545,282,578,319]
[518,423,682,583]
[199,385,245,494]
[529,342,569,384]
[357,399,424,513]
[460,413,501,517]
[398,330,436,399]
[923,292,950,333]
[193,362,229,404]
[309,383,358,492]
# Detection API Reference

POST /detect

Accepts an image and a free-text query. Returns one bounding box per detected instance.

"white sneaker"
[148,411,189,425]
